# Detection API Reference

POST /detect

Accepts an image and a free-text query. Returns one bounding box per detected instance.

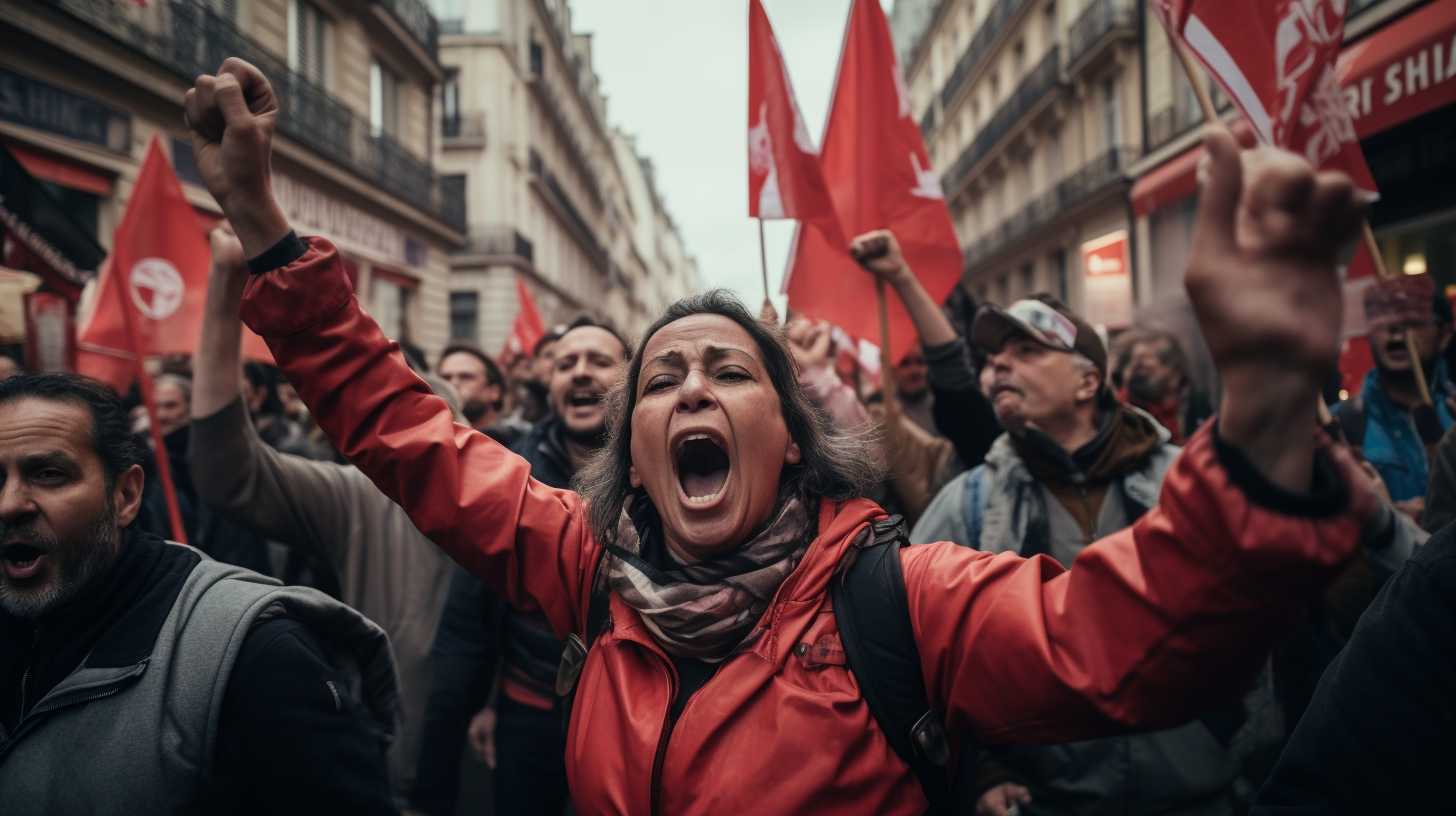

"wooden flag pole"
[115,282,188,545]
[876,278,896,413]
[758,219,772,308]
[1165,29,1430,420]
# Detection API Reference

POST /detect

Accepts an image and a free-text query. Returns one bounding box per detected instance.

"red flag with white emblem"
[747,0,839,237]
[1152,0,1377,195]
[782,0,963,364]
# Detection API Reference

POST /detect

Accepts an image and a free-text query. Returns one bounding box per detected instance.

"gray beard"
[0,503,120,620]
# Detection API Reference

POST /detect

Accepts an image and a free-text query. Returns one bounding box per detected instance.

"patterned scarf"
[605,494,813,661]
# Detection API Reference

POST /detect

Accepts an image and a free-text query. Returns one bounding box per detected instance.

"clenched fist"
[1188,126,1366,490]
[184,58,290,258]
[849,229,911,287]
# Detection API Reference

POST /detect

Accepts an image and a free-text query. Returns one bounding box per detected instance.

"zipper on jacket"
[649,661,678,816]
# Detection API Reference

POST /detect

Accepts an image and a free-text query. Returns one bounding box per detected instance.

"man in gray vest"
[0,373,399,813]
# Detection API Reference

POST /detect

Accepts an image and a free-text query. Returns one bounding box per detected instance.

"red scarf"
[1121,388,1185,445]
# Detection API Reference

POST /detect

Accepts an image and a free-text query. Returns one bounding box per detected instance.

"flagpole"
[1163,27,1430,419]
[115,281,188,546]
[757,219,772,309]
[876,279,896,412]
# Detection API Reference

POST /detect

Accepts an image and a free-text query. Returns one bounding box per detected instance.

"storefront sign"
[24,289,72,372]
[1081,231,1132,329]
[273,173,410,267]
[1339,1,1456,139]
[0,68,131,153]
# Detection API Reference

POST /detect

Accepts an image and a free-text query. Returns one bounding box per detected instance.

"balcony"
[527,73,604,211]
[528,148,607,274]
[463,225,534,263]
[442,111,486,147]
[1147,100,1207,149]
[370,0,438,58]
[1066,0,1137,74]
[942,46,1064,199]
[43,0,464,232]
[963,146,1134,272]
[939,0,1032,111]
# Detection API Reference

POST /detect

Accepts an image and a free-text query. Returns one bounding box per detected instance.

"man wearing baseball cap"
[914,294,1247,815]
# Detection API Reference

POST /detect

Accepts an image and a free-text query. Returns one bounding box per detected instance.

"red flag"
[783,0,963,363]
[502,276,547,361]
[1153,0,1377,195]
[748,0,838,234]
[77,138,270,389]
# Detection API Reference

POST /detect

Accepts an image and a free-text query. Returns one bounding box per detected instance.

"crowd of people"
[1,57,1452,815]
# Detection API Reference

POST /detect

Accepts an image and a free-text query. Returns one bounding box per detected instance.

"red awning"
[5,144,113,197]
[1132,1,1456,217]
[1338,0,1456,138]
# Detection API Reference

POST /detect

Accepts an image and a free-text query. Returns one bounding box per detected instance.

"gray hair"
[574,290,884,550]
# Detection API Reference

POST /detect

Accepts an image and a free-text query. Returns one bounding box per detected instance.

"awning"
[6,143,114,197]
[1132,1,1456,217]
[0,143,106,300]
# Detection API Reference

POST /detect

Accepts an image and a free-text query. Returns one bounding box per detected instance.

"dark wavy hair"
[0,373,145,486]
[574,290,883,549]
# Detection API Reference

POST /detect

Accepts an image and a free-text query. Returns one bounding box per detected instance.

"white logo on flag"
[750,103,786,217]
[128,258,184,320]
[909,153,943,200]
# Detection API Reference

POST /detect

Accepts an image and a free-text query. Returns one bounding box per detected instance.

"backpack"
[554,515,973,814]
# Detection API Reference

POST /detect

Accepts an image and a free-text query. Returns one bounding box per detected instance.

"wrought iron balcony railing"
[942,46,1063,198]
[938,0,1032,110]
[1066,0,1137,70]
[962,146,1134,272]
[528,148,607,273]
[442,110,486,143]
[44,0,463,231]
[464,224,534,263]
[371,0,438,58]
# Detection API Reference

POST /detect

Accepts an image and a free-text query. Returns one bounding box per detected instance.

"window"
[442,67,460,130]
[371,60,400,137]
[1020,263,1035,296]
[371,272,416,342]
[1012,40,1025,76]
[1103,78,1121,149]
[450,291,480,342]
[289,0,329,86]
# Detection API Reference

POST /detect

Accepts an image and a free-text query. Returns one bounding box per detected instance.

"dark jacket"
[0,530,396,813]
[925,336,1001,470]
[1254,525,1456,814]
[411,416,574,813]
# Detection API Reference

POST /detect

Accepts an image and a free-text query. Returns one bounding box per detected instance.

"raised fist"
[185,58,288,257]
[849,229,909,285]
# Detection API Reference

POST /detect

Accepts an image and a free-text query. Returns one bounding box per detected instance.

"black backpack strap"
[833,515,953,813]
[556,548,613,730]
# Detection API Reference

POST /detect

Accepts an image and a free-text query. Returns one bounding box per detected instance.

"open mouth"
[2,543,47,581]
[566,390,604,409]
[990,384,1022,400]
[674,433,731,504]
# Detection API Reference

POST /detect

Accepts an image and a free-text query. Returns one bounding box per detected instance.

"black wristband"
[1212,420,1347,518]
[247,231,309,275]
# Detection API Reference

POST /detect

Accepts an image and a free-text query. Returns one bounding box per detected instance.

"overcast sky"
[572,0,878,310]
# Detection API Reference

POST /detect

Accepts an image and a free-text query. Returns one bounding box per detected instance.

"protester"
[909,293,1266,814]
[0,354,20,380]
[416,315,629,816]
[1335,276,1455,518]
[1118,328,1213,444]
[183,225,457,804]
[1253,518,1455,813]
[0,373,398,813]
[241,360,323,459]
[189,58,1373,813]
[152,373,192,439]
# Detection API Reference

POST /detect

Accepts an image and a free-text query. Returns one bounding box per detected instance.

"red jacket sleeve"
[903,424,1361,745]
[239,237,594,637]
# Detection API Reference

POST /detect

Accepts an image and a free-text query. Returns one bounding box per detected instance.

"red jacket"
[241,239,1362,815]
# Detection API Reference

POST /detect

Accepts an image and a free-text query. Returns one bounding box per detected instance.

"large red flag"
[747,0,838,236]
[502,276,547,361]
[1152,0,1377,195]
[77,137,270,390]
[783,0,962,364]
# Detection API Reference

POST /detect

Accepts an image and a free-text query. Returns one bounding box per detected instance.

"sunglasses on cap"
[1005,299,1078,351]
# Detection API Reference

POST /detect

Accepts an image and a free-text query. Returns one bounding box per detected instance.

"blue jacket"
[1342,364,1455,502]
